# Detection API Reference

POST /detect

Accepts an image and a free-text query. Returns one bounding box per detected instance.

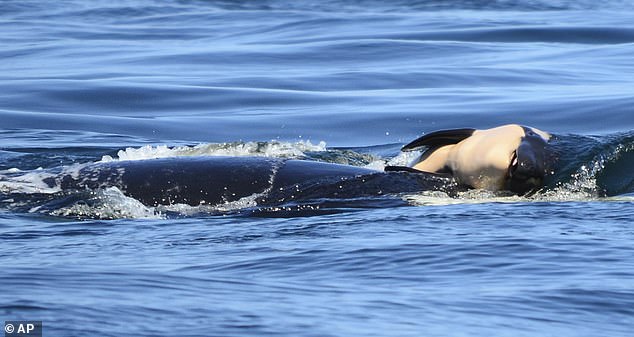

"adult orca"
[47,156,459,207]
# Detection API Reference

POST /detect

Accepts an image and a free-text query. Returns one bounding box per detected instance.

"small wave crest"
[543,131,634,198]
[99,140,327,162]
[47,187,160,220]
[0,168,62,195]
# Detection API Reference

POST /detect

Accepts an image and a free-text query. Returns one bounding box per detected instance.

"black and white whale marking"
[36,124,553,207]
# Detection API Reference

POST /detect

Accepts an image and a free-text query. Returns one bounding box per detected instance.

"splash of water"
[48,187,161,219]
[100,140,327,162]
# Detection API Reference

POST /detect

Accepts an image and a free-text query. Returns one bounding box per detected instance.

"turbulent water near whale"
[2,1,634,336]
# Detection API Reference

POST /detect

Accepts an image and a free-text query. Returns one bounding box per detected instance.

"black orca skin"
[50,156,460,207]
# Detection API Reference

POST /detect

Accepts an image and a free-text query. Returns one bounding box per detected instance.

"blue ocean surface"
[1,0,634,336]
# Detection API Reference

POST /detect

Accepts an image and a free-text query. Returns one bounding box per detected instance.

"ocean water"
[2,0,634,336]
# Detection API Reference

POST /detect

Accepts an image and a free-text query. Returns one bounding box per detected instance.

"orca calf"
[388,124,553,195]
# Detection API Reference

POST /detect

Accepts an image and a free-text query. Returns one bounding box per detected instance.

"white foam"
[404,190,524,206]
[48,187,162,219]
[100,140,327,162]
[404,177,614,206]
[155,192,263,216]
[534,157,608,202]
[0,170,61,194]
[0,161,96,195]
[364,151,420,170]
